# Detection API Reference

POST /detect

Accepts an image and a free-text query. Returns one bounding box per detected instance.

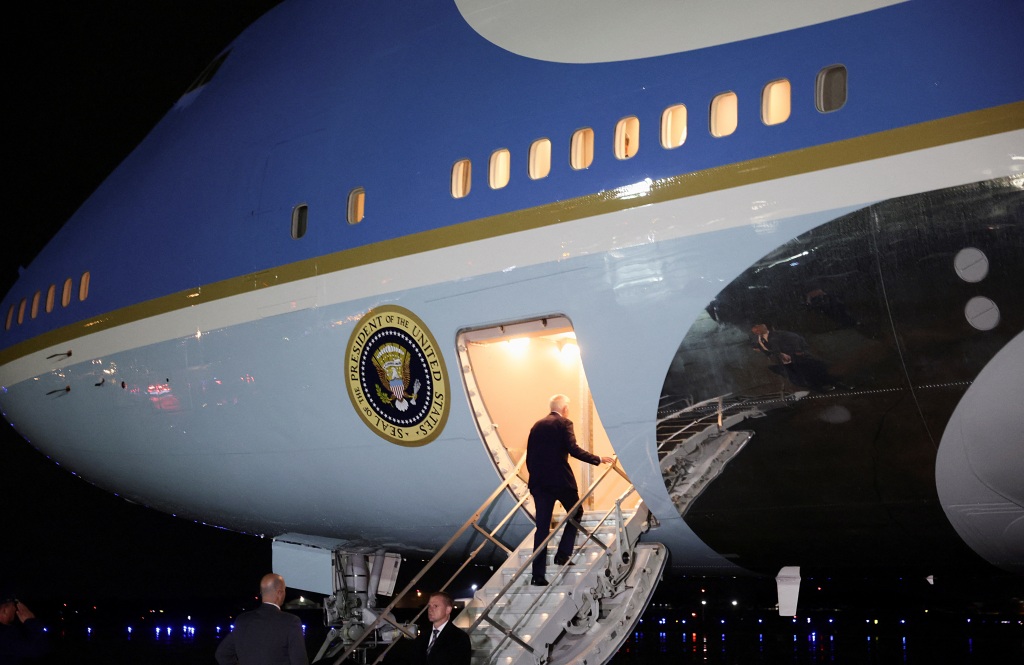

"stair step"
[499,567,588,586]
[472,609,563,633]
[463,590,571,617]
[515,547,605,565]
[454,501,658,665]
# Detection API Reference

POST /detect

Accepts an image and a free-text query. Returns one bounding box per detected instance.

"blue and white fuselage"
[2,0,1022,577]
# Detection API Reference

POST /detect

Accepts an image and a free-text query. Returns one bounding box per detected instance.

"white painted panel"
[273,539,334,595]
[456,0,906,63]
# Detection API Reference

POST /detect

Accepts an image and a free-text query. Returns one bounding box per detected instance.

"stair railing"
[468,459,637,662]
[331,455,530,665]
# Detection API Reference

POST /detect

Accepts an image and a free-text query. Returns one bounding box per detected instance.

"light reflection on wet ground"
[35,592,1023,665]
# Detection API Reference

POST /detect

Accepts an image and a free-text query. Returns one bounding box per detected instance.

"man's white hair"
[549,394,570,412]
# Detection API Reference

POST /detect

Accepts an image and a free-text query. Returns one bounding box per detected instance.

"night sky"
[2,2,283,604]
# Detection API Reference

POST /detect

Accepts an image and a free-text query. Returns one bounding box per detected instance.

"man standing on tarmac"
[412,591,471,665]
[215,573,308,665]
[526,394,614,586]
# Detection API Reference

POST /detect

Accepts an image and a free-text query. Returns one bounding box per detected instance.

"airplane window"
[452,159,472,198]
[347,187,365,224]
[46,285,55,314]
[661,104,688,149]
[18,298,26,325]
[79,272,90,302]
[710,92,738,137]
[614,116,640,160]
[4,304,12,330]
[816,64,847,112]
[762,79,791,125]
[31,292,40,319]
[570,127,594,170]
[490,149,511,189]
[62,279,72,308]
[529,138,551,180]
[291,204,308,239]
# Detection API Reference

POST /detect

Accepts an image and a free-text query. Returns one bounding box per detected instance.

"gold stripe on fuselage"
[2,101,1022,366]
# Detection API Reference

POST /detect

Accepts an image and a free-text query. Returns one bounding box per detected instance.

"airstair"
[321,457,666,665]
[457,498,666,665]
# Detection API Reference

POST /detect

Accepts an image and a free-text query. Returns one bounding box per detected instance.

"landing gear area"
[311,550,415,663]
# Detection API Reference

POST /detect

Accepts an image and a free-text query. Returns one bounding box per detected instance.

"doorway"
[457,316,626,517]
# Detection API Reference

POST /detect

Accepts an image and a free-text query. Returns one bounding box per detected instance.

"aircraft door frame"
[457,316,623,517]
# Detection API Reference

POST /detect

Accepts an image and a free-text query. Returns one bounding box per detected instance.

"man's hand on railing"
[599,456,615,464]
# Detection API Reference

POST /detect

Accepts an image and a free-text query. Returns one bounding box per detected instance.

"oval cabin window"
[529,138,551,180]
[489,149,510,189]
[347,187,365,224]
[816,65,848,113]
[614,116,640,160]
[661,104,687,149]
[710,92,738,137]
[762,79,791,125]
[291,204,308,239]
[570,128,594,170]
[451,159,472,198]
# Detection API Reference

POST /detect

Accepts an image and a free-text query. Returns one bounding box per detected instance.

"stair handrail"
[468,459,636,662]
[479,482,640,646]
[328,455,530,665]
[471,473,638,663]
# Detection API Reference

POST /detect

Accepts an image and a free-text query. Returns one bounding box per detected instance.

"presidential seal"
[345,305,450,446]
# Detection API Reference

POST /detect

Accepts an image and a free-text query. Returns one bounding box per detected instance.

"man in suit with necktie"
[413,591,471,665]
[215,573,308,665]
[526,394,614,586]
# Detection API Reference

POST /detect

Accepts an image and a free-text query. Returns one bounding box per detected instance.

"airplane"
[2,0,1022,660]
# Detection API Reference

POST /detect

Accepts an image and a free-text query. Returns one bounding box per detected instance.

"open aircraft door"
[456,316,628,516]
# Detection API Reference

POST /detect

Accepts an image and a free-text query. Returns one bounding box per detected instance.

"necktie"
[427,628,439,653]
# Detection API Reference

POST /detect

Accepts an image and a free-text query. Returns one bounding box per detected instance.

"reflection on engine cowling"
[659,177,1024,575]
